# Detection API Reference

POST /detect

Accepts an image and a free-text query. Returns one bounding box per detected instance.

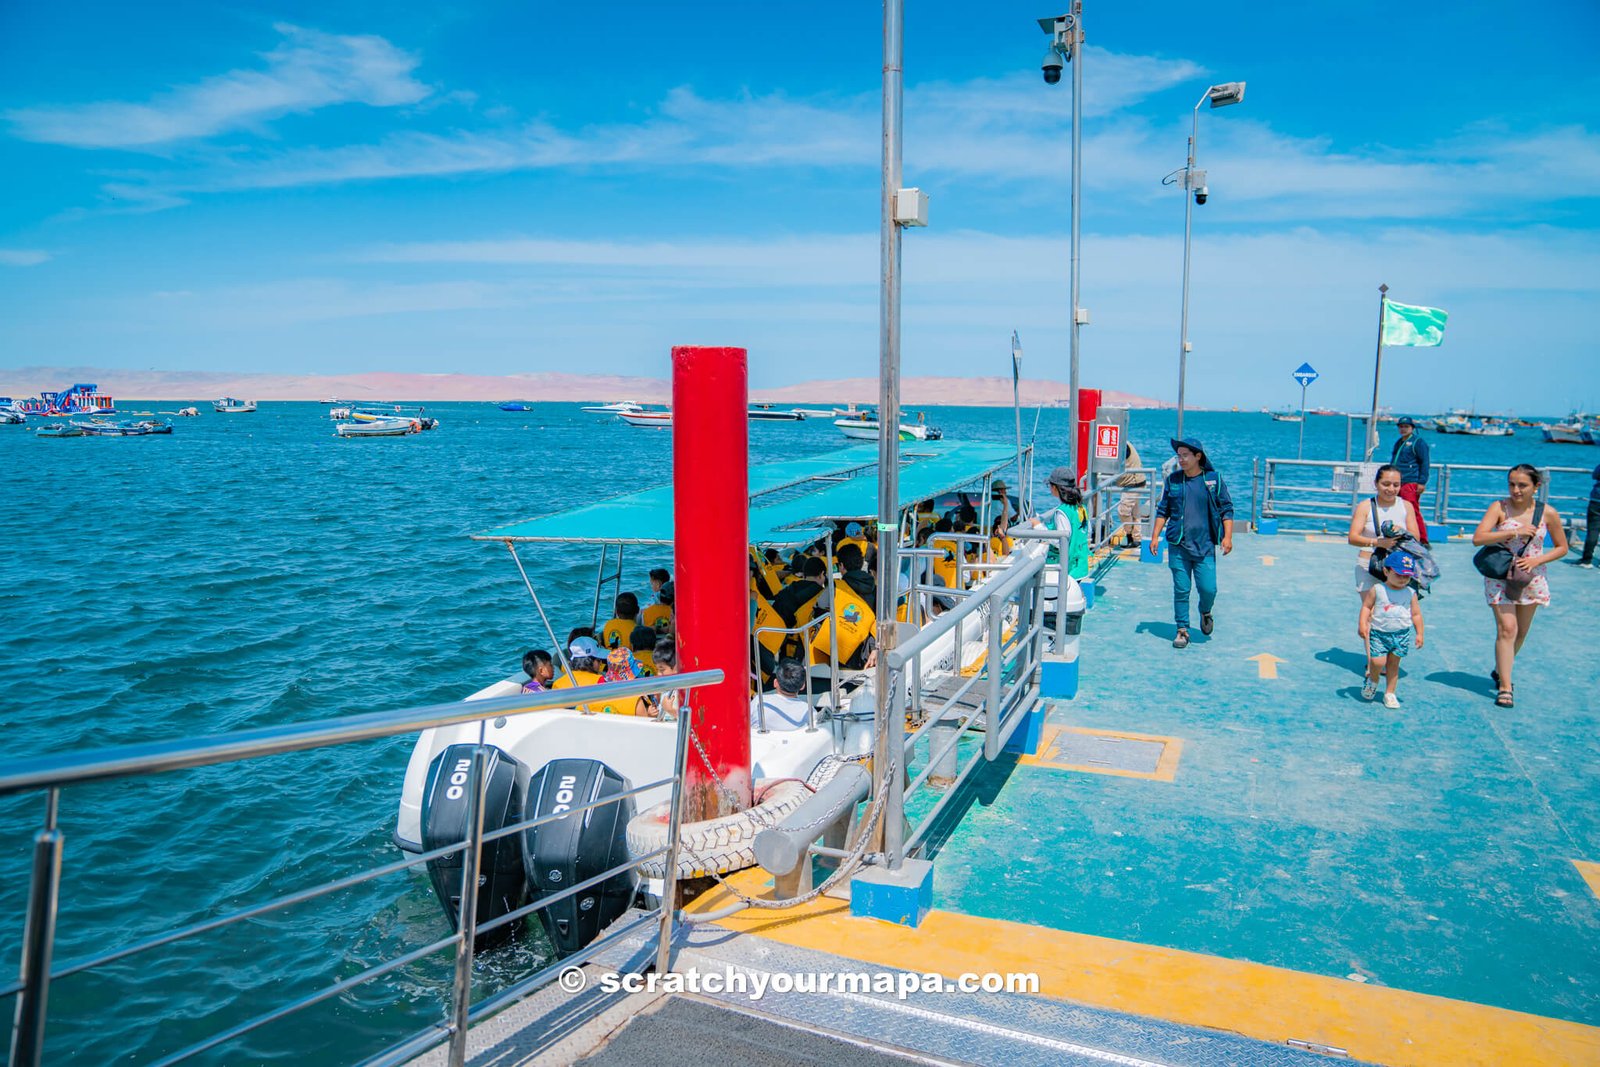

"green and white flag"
[1381,299,1448,347]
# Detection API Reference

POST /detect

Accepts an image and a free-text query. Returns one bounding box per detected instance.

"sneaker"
[1173,629,1190,649]
[1576,561,1596,569]
[1361,679,1378,701]
[1383,693,1401,709]
[1200,612,1214,636]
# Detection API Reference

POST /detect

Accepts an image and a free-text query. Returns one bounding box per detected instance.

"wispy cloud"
[4,24,429,149]
[0,249,51,266]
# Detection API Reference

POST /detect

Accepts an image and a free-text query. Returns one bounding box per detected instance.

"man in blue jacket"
[1390,417,1431,544]
[1149,437,1234,648]
[1574,462,1600,568]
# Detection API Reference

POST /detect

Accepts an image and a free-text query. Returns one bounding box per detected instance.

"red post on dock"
[672,345,753,820]
[1074,387,1102,482]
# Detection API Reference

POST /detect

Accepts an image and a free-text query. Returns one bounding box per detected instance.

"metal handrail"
[1,669,722,1067]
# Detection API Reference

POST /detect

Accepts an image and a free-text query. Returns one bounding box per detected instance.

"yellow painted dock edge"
[687,870,1600,1067]
[1574,859,1600,901]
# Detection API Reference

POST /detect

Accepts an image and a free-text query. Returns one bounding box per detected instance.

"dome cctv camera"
[1042,51,1063,84]
[1194,185,1209,205]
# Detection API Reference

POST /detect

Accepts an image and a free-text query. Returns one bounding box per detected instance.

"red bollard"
[671,345,752,820]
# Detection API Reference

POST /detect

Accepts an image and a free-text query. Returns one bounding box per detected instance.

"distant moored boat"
[214,398,257,413]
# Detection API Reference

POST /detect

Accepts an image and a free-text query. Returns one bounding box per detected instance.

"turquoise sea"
[1,401,1593,1065]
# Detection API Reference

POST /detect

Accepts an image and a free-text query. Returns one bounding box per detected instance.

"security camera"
[1194,185,1209,205]
[1042,51,1063,84]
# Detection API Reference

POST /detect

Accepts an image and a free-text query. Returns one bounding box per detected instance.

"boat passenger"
[602,593,642,649]
[1347,464,1421,595]
[520,649,554,693]
[771,557,827,628]
[646,638,680,720]
[555,637,608,684]
[838,521,869,558]
[1148,440,1235,650]
[629,625,658,672]
[835,543,876,606]
[750,659,813,732]
[989,515,1013,558]
[648,567,671,594]
[566,626,598,649]
[642,582,674,635]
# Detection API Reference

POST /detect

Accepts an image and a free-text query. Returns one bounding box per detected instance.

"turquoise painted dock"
[930,531,1600,1029]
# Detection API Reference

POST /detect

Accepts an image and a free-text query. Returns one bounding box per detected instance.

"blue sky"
[1,0,1597,412]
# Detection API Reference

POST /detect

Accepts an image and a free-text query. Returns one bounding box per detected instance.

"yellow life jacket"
[552,670,635,715]
[811,580,876,666]
[839,535,869,557]
[634,651,654,673]
[641,603,672,634]
[931,536,962,590]
[990,534,1013,557]
[753,593,788,657]
[601,618,636,650]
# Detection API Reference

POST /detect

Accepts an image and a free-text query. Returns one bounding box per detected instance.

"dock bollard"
[1037,576,1086,705]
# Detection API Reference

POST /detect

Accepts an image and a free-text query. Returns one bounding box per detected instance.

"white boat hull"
[834,418,930,440]
[619,412,672,428]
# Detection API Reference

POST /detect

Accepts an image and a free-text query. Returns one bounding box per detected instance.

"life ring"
[627,778,811,879]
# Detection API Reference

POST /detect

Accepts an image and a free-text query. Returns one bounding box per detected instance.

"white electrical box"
[1074,307,1091,325]
[894,188,929,227]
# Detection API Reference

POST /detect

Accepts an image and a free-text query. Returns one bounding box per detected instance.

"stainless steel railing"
[1260,458,1594,539]
[884,541,1050,867]
[0,670,722,1067]
[1081,467,1159,555]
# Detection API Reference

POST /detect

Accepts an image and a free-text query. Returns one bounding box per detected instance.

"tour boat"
[834,416,942,441]
[335,417,419,438]
[213,398,257,413]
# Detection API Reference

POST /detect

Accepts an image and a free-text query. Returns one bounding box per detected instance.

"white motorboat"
[335,417,417,437]
[213,397,257,413]
[394,439,1025,957]
[1461,419,1514,437]
[1270,412,1302,423]
[748,406,804,422]
[834,417,941,441]
[581,401,645,415]
[618,410,672,429]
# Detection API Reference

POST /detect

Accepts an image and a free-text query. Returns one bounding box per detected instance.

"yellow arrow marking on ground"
[1247,653,1285,679]
[1260,555,1276,566]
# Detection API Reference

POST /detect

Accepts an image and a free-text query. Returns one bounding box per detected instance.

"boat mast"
[872,0,905,866]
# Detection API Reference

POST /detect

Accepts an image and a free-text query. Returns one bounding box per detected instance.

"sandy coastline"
[0,367,1168,408]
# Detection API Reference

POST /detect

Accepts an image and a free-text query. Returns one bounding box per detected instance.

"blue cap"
[845,522,863,537]
[1384,551,1417,577]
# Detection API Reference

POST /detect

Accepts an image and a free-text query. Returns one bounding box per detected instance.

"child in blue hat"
[1357,550,1426,708]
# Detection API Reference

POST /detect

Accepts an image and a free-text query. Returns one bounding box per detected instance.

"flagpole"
[1365,282,1388,461]
[1011,331,1024,493]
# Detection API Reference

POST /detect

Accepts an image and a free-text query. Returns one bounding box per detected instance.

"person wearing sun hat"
[1149,436,1235,649]
[839,520,869,558]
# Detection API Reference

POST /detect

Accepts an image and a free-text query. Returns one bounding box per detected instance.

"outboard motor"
[522,758,636,957]
[421,744,528,948]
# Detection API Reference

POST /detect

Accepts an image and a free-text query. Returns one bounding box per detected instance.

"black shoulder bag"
[1473,502,1544,579]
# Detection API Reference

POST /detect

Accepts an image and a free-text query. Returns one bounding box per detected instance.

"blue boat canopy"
[472,441,1018,546]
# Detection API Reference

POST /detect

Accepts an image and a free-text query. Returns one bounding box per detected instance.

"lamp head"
[1207,81,1246,108]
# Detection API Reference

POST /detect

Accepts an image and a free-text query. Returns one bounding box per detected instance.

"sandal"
[1494,689,1515,708]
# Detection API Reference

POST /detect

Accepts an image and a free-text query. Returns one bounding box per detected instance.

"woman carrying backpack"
[1472,464,1568,708]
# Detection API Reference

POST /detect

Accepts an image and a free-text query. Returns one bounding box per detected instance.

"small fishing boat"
[1270,411,1302,423]
[1543,420,1593,445]
[213,398,257,413]
[499,401,536,411]
[175,407,200,417]
[580,401,645,416]
[329,407,351,420]
[34,423,85,438]
[0,408,24,425]
[1461,418,1514,437]
[618,410,673,429]
[834,417,942,441]
[335,417,418,438]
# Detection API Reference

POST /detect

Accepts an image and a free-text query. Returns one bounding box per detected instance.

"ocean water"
[0,401,1591,1065]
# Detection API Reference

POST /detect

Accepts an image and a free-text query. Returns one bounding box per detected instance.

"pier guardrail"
[1083,466,1159,555]
[1259,458,1593,539]
[0,670,722,1067]
[886,541,1050,867]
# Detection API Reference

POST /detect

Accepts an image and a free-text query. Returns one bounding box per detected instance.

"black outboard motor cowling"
[421,744,527,947]
[522,758,636,957]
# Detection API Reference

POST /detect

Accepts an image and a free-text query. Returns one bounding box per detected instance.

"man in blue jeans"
[1149,437,1235,648]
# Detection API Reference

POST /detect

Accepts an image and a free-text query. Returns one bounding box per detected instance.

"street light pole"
[1171,81,1245,441]
[1039,7,1083,479]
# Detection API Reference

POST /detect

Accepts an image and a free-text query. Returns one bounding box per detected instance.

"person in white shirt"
[751,658,813,732]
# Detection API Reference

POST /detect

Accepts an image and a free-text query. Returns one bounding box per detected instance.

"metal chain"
[685,714,775,825]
